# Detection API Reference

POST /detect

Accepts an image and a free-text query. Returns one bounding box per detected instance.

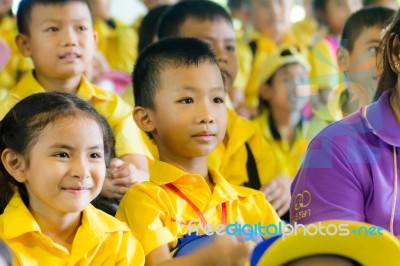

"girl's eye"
[78,26,88,31]
[90,153,102,159]
[213,97,225,103]
[55,152,69,158]
[226,45,235,53]
[179,98,194,104]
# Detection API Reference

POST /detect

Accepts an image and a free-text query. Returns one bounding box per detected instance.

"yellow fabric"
[116,160,281,255]
[252,110,309,178]
[0,193,145,266]
[0,16,33,90]
[0,71,148,157]
[208,109,278,186]
[309,37,342,92]
[245,29,310,108]
[233,33,253,92]
[291,17,319,48]
[94,18,138,74]
[257,220,400,266]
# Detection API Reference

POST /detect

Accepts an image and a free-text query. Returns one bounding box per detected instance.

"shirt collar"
[2,192,128,240]
[11,71,108,102]
[361,90,400,147]
[150,160,259,200]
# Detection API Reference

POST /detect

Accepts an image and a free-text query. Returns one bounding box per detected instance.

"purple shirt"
[290,91,400,235]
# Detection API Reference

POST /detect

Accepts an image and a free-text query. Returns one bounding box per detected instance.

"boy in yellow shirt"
[156,0,290,217]
[0,0,149,214]
[0,0,33,90]
[116,37,281,265]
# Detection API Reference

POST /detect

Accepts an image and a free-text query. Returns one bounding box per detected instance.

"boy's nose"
[196,103,214,124]
[62,28,78,46]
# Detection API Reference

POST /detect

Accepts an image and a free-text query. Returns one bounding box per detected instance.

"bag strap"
[244,142,261,190]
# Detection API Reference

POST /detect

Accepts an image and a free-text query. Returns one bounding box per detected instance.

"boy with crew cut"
[306,6,395,141]
[0,0,149,213]
[116,37,280,265]
[156,0,291,217]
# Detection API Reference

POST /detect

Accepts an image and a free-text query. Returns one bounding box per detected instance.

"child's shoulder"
[84,204,131,233]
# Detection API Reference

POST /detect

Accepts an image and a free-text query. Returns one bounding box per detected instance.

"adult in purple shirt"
[290,10,400,236]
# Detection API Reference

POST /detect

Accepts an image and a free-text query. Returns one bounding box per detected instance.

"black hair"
[17,0,93,35]
[377,9,400,96]
[0,241,12,266]
[0,92,114,208]
[228,0,250,9]
[341,6,395,52]
[133,37,220,109]
[138,5,171,53]
[157,0,232,39]
[364,0,396,6]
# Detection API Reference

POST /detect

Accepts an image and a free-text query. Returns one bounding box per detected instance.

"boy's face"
[0,0,11,16]
[17,2,97,82]
[90,0,110,20]
[142,0,178,10]
[251,0,291,37]
[146,63,227,160]
[325,0,362,35]
[340,26,382,103]
[178,17,238,90]
[261,63,309,123]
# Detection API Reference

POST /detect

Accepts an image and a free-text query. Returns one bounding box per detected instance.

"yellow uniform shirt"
[246,29,310,108]
[234,32,253,92]
[116,160,281,255]
[309,36,342,92]
[252,110,309,178]
[208,109,278,187]
[94,18,138,74]
[0,71,147,157]
[0,193,145,266]
[0,16,33,90]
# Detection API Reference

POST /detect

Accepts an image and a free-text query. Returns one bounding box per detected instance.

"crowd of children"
[1,0,400,265]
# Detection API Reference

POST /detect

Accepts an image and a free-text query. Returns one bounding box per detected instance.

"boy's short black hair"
[157,0,232,39]
[340,6,394,52]
[132,37,220,111]
[17,0,92,35]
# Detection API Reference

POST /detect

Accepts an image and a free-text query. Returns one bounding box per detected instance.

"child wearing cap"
[306,6,395,141]
[252,47,311,183]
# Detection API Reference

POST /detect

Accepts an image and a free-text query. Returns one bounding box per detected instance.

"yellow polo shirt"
[116,160,281,255]
[94,18,138,74]
[0,193,145,266]
[208,109,278,187]
[252,110,309,178]
[0,16,33,90]
[0,71,147,157]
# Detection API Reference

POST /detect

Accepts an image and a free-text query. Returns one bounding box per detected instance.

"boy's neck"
[159,154,209,180]
[34,71,82,94]
[257,28,284,44]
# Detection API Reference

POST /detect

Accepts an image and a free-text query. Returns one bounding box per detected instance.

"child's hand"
[100,158,147,199]
[261,176,292,216]
[207,235,252,266]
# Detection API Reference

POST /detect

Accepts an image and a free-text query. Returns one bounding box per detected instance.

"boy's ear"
[15,33,32,57]
[93,31,98,47]
[133,107,156,134]
[259,83,273,101]
[1,149,27,183]
[337,47,350,72]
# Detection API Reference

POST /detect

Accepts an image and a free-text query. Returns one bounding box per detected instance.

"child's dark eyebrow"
[49,144,103,150]
[180,86,224,92]
[40,18,90,25]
